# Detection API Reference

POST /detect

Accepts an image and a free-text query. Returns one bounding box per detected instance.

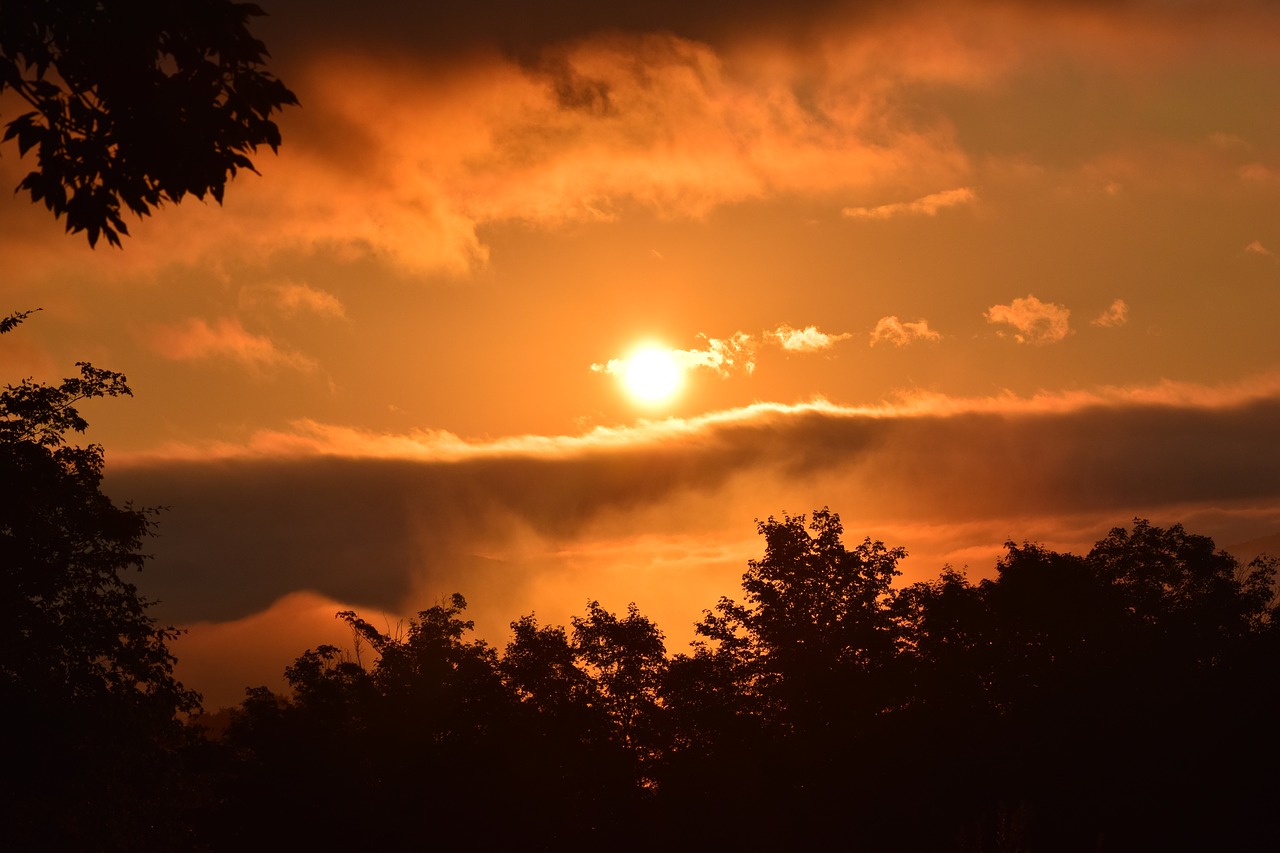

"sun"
[623,346,684,404]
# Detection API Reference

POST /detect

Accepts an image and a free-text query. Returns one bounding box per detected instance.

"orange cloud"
[1092,298,1128,328]
[240,282,348,319]
[1245,240,1275,259]
[843,187,976,220]
[985,294,1071,344]
[11,1,1280,282]
[869,316,941,347]
[150,317,317,371]
[592,332,756,381]
[768,324,851,352]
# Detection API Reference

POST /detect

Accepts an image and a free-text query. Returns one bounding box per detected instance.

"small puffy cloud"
[151,317,317,371]
[1092,299,1128,328]
[689,333,756,376]
[1246,240,1275,259]
[768,324,851,353]
[843,187,976,220]
[869,316,942,347]
[592,332,756,380]
[984,295,1071,344]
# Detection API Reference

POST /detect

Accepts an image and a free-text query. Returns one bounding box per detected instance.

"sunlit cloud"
[985,295,1071,344]
[869,316,942,347]
[110,372,1280,698]
[13,2,1280,282]
[150,317,318,371]
[768,324,850,352]
[1091,299,1128,328]
[244,282,348,319]
[592,332,756,384]
[120,371,1280,468]
[842,187,976,220]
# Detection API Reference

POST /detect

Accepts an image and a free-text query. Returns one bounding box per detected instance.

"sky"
[4,0,1280,708]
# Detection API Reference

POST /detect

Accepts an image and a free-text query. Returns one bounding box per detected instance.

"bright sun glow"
[623,347,683,403]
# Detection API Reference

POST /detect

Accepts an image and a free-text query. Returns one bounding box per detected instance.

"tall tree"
[1,0,297,246]
[571,599,667,754]
[0,310,200,848]
[696,508,905,728]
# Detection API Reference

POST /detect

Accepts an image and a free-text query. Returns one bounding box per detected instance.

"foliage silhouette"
[1,0,297,246]
[205,509,1280,850]
[571,599,667,755]
[0,310,200,849]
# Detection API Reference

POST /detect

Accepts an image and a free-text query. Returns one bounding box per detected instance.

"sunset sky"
[4,0,1280,707]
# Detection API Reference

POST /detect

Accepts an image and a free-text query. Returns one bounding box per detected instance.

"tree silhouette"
[0,310,200,848]
[1,0,297,246]
[571,599,667,754]
[696,508,905,730]
[211,511,1277,851]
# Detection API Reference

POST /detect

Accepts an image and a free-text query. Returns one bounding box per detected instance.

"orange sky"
[4,0,1280,708]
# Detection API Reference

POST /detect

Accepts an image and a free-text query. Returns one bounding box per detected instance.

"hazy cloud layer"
[985,295,1072,344]
[112,380,1280,625]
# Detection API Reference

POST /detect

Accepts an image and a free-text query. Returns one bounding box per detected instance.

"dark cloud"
[108,396,1280,625]
[259,0,857,63]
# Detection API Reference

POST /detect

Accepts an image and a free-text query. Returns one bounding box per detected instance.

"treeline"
[195,513,1276,850]
[4,321,1279,850]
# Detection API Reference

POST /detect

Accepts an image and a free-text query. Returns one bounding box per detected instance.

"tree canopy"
[0,0,297,246]
[1,310,199,848]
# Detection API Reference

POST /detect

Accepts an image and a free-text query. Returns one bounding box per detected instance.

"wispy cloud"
[242,282,348,319]
[1246,240,1275,259]
[150,317,317,371]
[842,187,976,220]
[1239,164,1276,183]
[985,295,1071,344]
[1092,298,1128,328]
[768,324,851,352]
[869,316,942,347]
[592,332,756,380]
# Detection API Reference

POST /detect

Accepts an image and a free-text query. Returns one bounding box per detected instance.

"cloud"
[110,375,1280,624]
[108,374,1280,704]
[150,317,318,371]
[592,332,756,380]
[767,324,851,353]
[869,316,942,347]
[984,295,1071,344]
[842,187,976,220]
[594,325,854,382]
[1246,240,1275,259]
[1239,164,1276,183]
[16,0,1280,282]
[241,282,348,319]
[1091,298,1128,328]
[1,16,983,280]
